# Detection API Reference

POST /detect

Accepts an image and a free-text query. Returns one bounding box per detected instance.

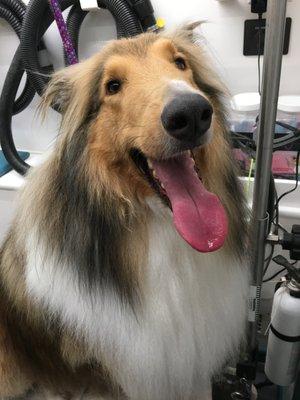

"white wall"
[0,190,16,239]
[1,0,300,152]
[155,0,300,96]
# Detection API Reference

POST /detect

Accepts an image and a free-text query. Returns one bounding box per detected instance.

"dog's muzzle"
[161,93,213,146]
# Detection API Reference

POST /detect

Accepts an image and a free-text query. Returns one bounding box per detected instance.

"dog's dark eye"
[106,79,121,95]
[174,57,186,71]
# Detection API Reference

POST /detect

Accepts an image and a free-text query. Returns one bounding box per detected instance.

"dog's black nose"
[161,93,213,144]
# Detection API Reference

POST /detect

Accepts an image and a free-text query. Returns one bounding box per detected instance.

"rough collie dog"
[0,24,248,399]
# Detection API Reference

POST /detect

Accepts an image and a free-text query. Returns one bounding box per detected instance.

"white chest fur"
[25,201,249,400]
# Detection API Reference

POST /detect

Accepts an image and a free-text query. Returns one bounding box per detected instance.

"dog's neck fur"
[24,195,249,400]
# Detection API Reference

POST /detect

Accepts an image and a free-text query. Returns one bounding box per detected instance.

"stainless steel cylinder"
[248,0,288,353]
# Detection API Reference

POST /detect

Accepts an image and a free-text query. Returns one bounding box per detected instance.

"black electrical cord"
[263,267,286,283]
[232,131,300,236]
[273,255,300,283]
[273,187,287,233]
[262,154,299,278]
[0,0,155,175]
[263,245,275,276]
[275,151,300,205]
[232,130,300,152]
[267,173,276,231]
[271,151,300,226]
[232,119,299,279]
[232,132,292,237]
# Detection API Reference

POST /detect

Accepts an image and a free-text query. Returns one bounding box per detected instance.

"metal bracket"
[79,0,99,11]
[266,233,279,244]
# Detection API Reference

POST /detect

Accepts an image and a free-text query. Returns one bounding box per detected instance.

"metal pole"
[248,0,288,354]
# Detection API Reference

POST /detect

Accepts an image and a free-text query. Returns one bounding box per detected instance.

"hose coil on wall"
[0,0,35,115]
[0,0,156,175]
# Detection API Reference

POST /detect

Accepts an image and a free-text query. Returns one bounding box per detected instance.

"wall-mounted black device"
[243,18,292,56]
[251,0,267,15]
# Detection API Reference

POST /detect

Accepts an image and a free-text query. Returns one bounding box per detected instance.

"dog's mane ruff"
[18,26,248,306]
[16,142,146,305]
[18,53,151,305]
[13,26,248,307]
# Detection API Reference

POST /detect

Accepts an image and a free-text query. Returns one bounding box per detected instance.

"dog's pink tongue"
[151,153,228,252]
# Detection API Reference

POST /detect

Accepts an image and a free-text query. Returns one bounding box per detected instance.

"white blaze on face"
[166,79,199,101]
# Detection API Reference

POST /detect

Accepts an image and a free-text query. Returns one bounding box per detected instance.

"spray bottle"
[265,256,300,386]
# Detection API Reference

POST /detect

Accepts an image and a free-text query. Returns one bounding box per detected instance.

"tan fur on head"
[40,25,246,254]
[41,27,227,193]
[40,53,103,141]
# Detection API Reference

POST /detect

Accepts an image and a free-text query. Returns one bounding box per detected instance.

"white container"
[276,95,300,134]
[230,92,260,133]
[265,283,300,386]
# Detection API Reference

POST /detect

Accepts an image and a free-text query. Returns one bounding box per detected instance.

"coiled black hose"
[20,0,143,95]
[64,3,126,66]
[0,6,21,34]
[0,47,30,174]
[0,0,155,175]
[1,0,26,15]
[0,0,35,114]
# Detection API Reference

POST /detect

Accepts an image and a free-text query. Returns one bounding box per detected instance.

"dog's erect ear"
[173,21,204,43]
[41,68,73,114]
[169,22,227,102]
[41,54,103,134]
[42,69,71,113]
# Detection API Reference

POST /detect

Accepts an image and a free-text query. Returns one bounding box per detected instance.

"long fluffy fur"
[0,24,249,399]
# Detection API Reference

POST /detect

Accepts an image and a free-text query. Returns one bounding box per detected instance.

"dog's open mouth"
[130,149,228,253]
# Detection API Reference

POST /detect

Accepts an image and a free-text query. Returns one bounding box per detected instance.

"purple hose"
[48,0,78,65]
